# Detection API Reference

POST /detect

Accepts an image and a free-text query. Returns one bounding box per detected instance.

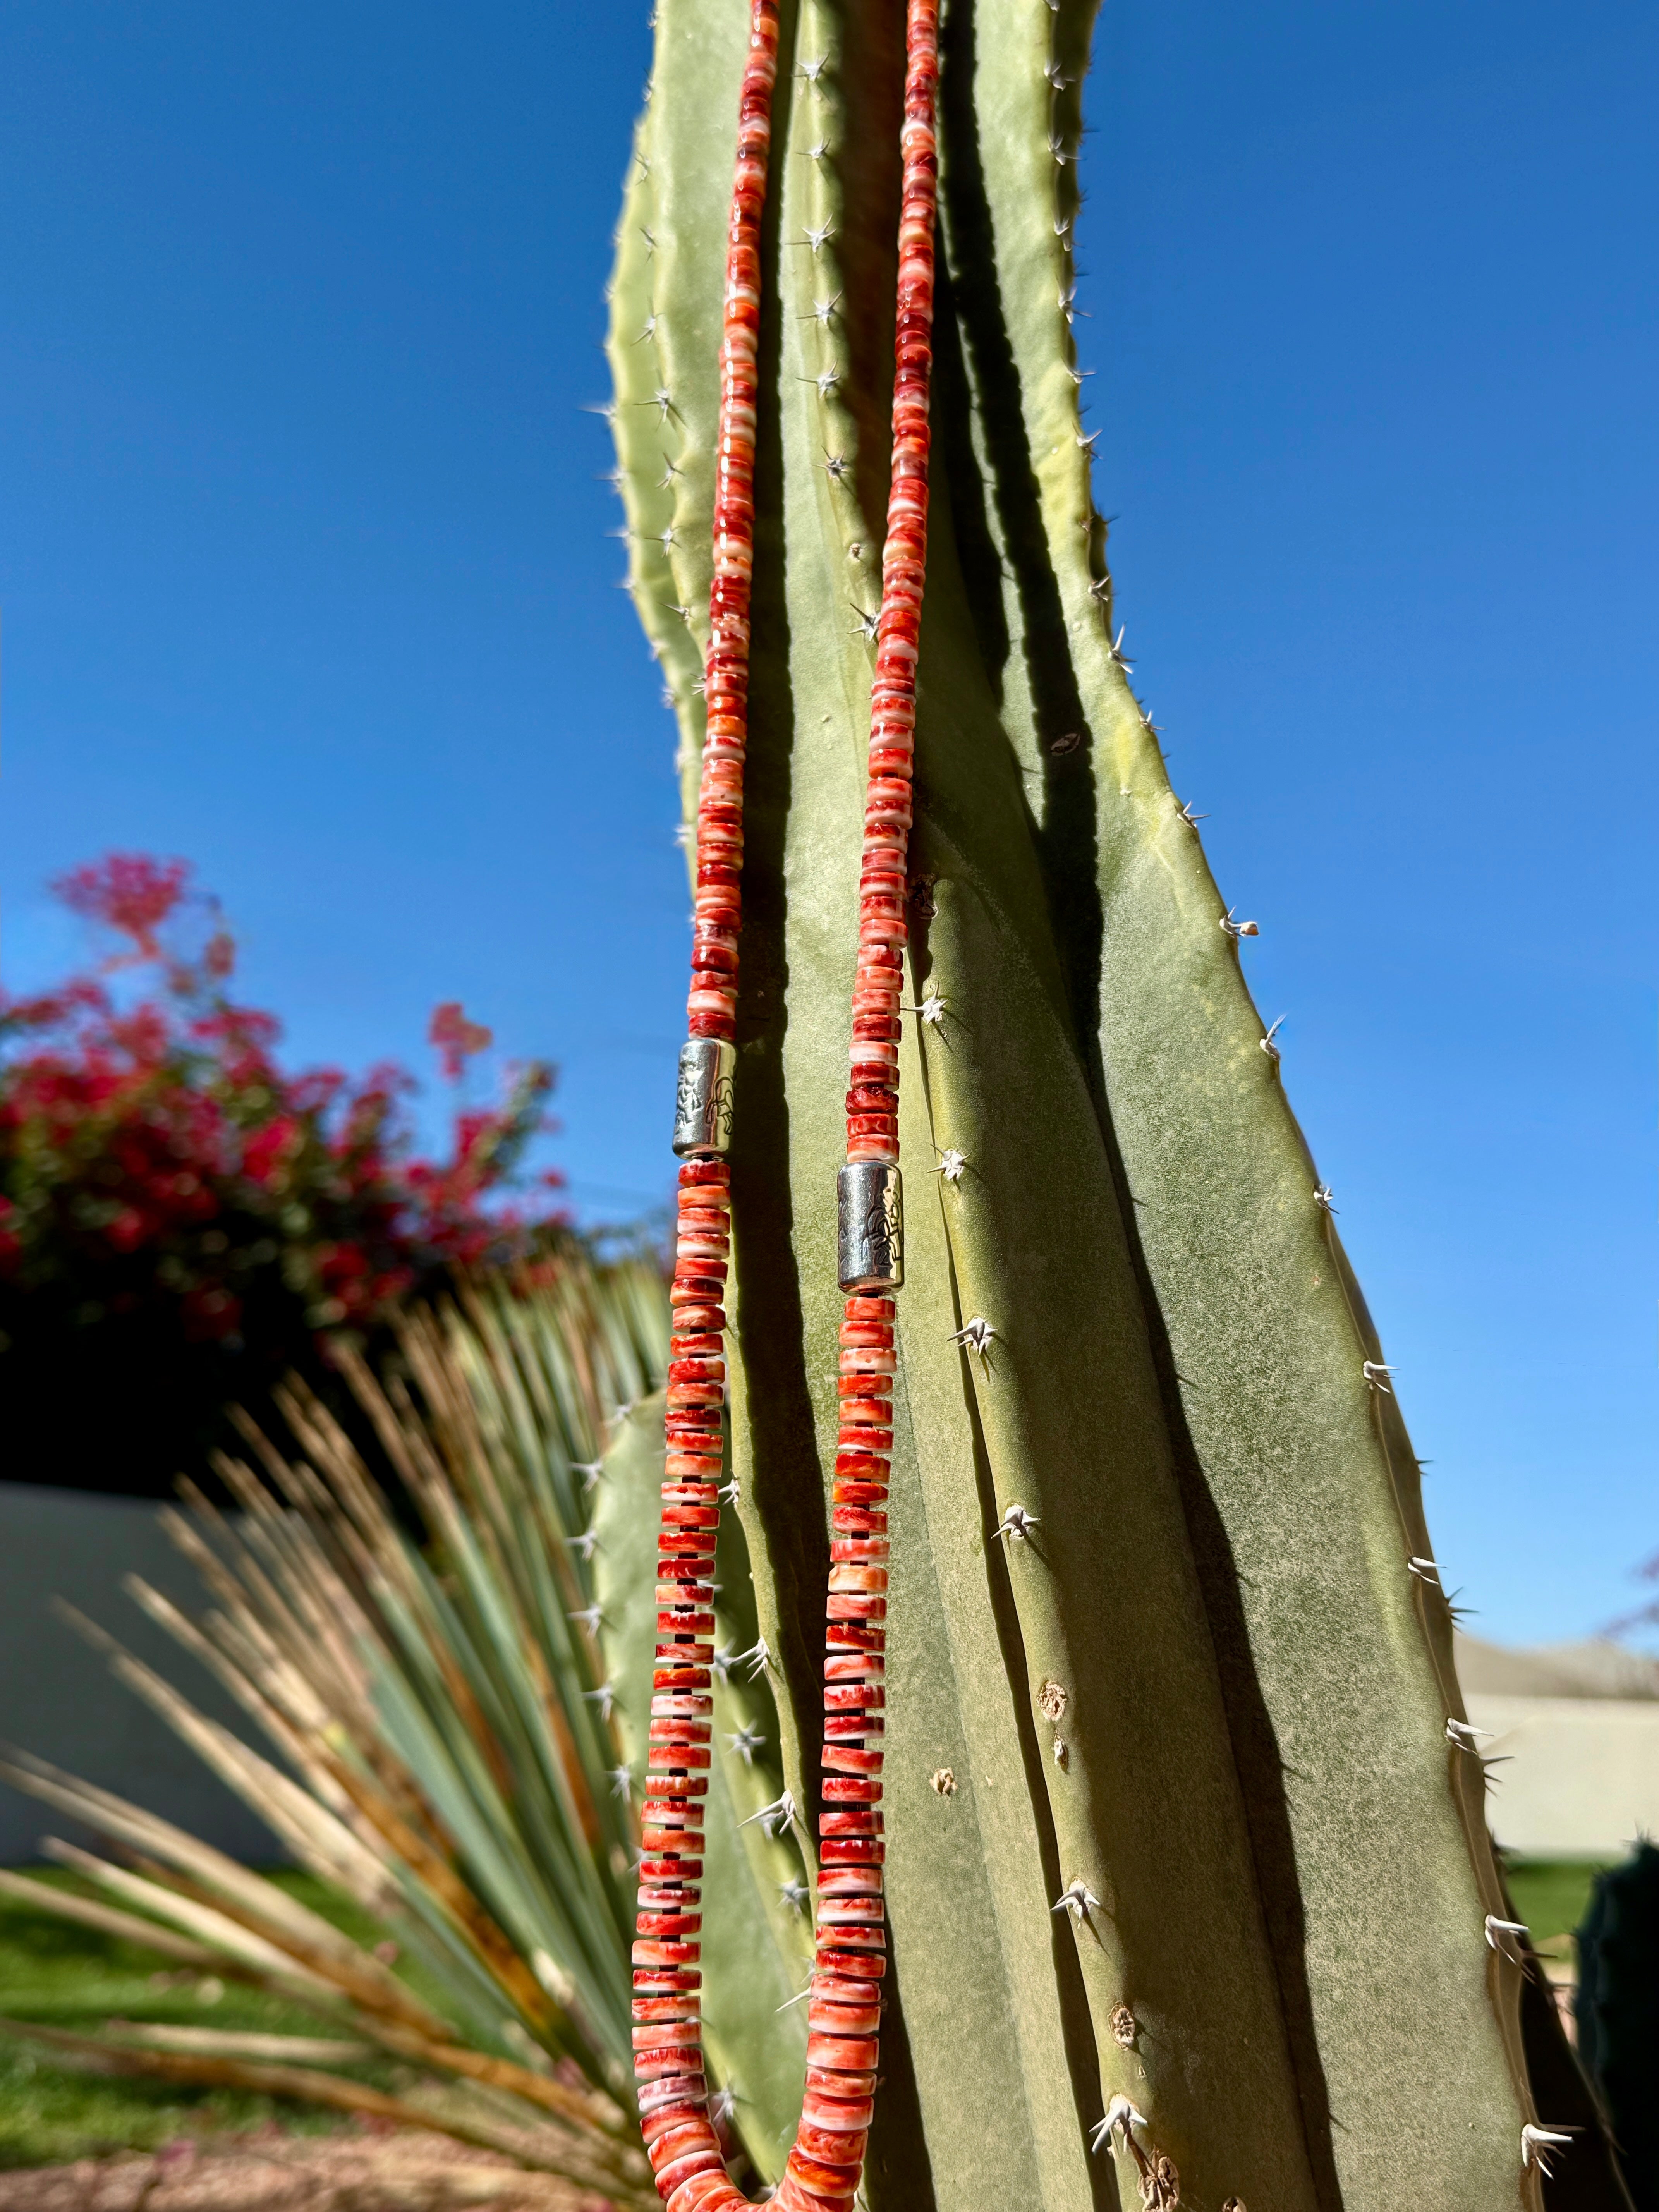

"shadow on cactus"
[0,1253,810,2199]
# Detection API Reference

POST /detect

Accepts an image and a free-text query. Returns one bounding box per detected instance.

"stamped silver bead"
[838,1161,903,1292]
[673,1038,736,1158]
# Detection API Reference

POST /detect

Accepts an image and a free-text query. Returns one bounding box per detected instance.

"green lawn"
[0,1868,409,2169]
[1503,1857,1611,1951]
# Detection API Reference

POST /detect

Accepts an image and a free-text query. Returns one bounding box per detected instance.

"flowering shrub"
[0,855,567,1493]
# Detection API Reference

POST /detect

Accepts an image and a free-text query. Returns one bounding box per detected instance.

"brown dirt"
[0,2125,610,2211]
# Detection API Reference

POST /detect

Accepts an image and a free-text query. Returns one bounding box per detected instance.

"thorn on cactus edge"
[582,1683,617,1719]
[929,1767,957,1795]
[1361,1360,1394,1394]
[1407,1555,1440,1587]
[564,1529,601,1561]
[574,1458,604,1489]
[951,1316,996,1358]
[1088,2094,1145,2152]
[1176,798,1208,826]
[994,1503,1037,1542]
[1219,908,1258,939]
[734,1637,771,1680]
[609,1766,634,1803]
[804,139,829,162]
[934,1147,966,1183]
[1446,1717,1493,1750]
[741,1789,798,1838]
[719,1475,741,1504]
[851,604,879,641]
[632,315,657,344]
[1485,1914,1528,1953]
[1521,2125,1577,2177]
[568,1604,603,1634]
[906,991,947,1027]
[802,293,841,326]
[1313,1182,1336,1211]
[800,221,835,256]
[711,1647,734,1685]
[779,1879,809,1915]
[709,2088,737,2126]
[1260,1015,1286,1060]
[823,450,849,481]
[797,55,828,84]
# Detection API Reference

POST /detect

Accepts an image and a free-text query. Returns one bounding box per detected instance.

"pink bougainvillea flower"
[428,1001,494,1081]
[53,854,192,963]
[3,854,567,1363]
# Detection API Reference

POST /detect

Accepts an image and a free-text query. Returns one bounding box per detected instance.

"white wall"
[1467,1693,1659,1859]
[0,1483,280,1864]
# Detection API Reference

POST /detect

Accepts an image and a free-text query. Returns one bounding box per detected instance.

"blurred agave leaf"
[0,1249,790,2197]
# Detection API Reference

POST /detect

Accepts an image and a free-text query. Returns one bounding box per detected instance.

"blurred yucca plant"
[0,1251,794,2203]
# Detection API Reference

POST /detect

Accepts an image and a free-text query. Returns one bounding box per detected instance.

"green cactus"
[607,3,1620,2207]
[1576,1844,1659,2209]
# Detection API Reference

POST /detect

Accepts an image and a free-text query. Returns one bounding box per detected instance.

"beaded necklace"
[633,6,940,2211]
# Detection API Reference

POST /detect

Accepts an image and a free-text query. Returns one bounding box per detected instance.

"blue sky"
[2,1,1654,1648]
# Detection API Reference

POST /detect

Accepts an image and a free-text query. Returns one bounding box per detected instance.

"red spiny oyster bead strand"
[637,7,941,2212]
[844,0,939,1173]
[687,2,779,1048]
[637,8,780,2210]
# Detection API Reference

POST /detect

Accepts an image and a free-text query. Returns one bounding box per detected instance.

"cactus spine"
[608,2,1617,2207]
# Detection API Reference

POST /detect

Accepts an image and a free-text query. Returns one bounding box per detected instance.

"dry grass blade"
[105,2024,374,2064]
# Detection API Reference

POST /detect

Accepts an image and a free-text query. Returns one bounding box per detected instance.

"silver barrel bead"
[838,1161,903,1292]
[672,1038,736,1158]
